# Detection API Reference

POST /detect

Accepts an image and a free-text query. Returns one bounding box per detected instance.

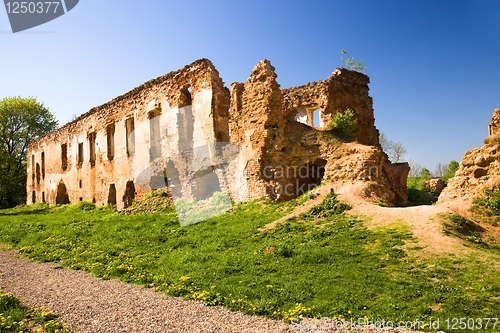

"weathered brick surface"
[27,59,409,208]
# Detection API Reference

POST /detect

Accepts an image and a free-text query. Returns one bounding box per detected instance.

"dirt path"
[259,184,334,232]
[261,181,469,255]
[333,182,468,255]
[0,248,291,333]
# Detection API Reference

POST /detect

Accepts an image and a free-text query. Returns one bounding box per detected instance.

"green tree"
[328,108,359,138]
[341,50,366,73]
[447,160,460,173]
[420,168,431,179]
[379,132,408,163]
[442,160,460,183]
[0,97,58,207]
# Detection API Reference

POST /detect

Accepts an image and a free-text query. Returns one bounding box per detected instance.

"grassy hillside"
[0,194,500,332]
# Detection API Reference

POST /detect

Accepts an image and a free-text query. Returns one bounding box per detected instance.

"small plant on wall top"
[341,50,366,73]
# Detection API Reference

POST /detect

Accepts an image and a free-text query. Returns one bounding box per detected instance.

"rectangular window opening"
[31,155,35,183]
[107,124,115,161]
[89,132,96,166]
[312,109,323,127]
[78,142,84,165]
[126,118,135,157]
[61,144,68,171]
[149,111,161,161]
[41,152,45,179]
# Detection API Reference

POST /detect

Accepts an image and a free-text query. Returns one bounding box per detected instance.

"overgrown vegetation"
[307,192,351,217]
[340,50,366,73]
[406,177,439,206]
[440,213,490,248]
[0,193,500,332]
[0,291,71,332]
[441,161,460,183]
[472,188,500,226]
[174,191,233,226]
[328,108,359,139]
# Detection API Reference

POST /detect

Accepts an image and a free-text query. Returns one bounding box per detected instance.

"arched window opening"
[56,182,70,205]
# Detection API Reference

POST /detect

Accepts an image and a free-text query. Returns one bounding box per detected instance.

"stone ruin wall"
[488,108,500,137]
[440,108,500,202]
[27,59,231,209]
[27,58,410,209]
[229,60,408,203]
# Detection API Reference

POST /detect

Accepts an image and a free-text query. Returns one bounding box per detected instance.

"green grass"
[0,195,500,331]
[0,290,71,332]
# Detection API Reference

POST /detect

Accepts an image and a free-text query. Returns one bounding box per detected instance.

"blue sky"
[1,0,499,172]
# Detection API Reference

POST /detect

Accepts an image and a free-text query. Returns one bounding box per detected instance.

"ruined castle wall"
[440,108,500,203]
[28,58,408,208]
[230,60,407,204]
[27,59,231,209]
[281,69,379,147]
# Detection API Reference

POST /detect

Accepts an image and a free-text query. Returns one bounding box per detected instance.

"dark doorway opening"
[108,184,117,205]
[296,159,327,196]
[122,181,135,208]
[56,182,70,205]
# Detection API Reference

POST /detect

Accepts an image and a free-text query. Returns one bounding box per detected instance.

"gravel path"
[0,248,430,333]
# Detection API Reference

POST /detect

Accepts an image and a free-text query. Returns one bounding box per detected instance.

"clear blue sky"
[1,0,499,172]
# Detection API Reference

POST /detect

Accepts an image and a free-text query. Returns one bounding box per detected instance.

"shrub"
[328,108,359,138]
[472,188,500,224]
[341,50,366,73]
[308,192,351,217]
[72,201,95,211]
[145,189,170,200]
